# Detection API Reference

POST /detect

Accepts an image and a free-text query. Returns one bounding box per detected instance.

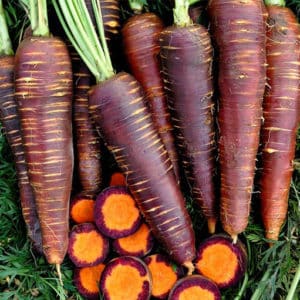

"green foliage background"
[0,0,299,299]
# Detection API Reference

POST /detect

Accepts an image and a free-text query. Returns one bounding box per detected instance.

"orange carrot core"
[73,231,106,263]
[196,244,238,284]
[117,224,150,252]
[79,264,105,293]
[110,172,126,186]
[102,194,140,231]
[178,286,215,300]
[71,199,95,223]
[104,264,147,299]
[148,256,177,297]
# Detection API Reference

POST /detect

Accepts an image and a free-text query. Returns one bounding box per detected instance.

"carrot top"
[0,0,13,55]
[265,0,285,6]
[29,0,49,37]
[52,0,114,83]
[128,0,145,14]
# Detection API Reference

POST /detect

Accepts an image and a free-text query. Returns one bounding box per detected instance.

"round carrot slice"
[73,263,105,300]
[168,275,221,300]
[144,254,179,299]
[109,171,127,187]
[68,223,109,267]
[70,194,95,224]
[113,223,153,257]
[100,256,152,300]
[194,234,247,288]
[94,186,141,238]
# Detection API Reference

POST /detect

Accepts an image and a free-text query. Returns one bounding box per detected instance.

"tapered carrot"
[159,0,218,233]
[0,0,42,253]
[14,1,73,279]
[259,0,300,242]
[53,0,196,273]
[122,2,180,182]
[207,0,266,241]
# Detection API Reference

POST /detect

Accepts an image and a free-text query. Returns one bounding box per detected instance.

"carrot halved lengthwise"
[207,0,267,241]
[113,223,154,257]
[122,10,180,183]
[194,234,247,289]
[14,1,73,276]
[73,263,105,300]
[259,0,300,242]
[94,186,142,238]
[68,223,109,267]
[144,253,180,299]
[100,256,152,300]
[159,0,218,233]
[70,193,95,224]
[0,8,42,253]
[168,275,221,300]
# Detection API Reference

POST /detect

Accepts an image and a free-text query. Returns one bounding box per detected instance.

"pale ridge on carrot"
[208,0,267,240]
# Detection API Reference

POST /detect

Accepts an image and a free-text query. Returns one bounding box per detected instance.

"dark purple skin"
[73,268,100,300]
[168,275,221,300]
[68,223,109,267]
[113,224,154,257]
[0,55,42,254]
[88,72,196,268]
[194,234,247,288]
[94,186,142,239]
[100,256,152,300]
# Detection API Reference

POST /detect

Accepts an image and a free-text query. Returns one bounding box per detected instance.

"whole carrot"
[159,0,218,233]
[259,0,300,242]
[0,1,42,253]
[14,1,73,279]
[122,2,180,182]
[53,0,196,273]
[207,0,266,241]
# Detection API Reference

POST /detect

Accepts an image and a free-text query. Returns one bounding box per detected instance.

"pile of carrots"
[0,0,299,298]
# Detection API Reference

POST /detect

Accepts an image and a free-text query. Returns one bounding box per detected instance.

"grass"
[0,0,299,299]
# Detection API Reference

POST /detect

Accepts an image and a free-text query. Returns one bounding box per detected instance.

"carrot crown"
[52,0,114,83]
[264,0,285,6]
[174,0,193,26]
[128,0,145,14]
[29,0,50,36]
[0,0,13,55]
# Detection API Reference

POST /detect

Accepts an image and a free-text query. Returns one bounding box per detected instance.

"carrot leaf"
[265,0,286,6]
[0,0,13,55]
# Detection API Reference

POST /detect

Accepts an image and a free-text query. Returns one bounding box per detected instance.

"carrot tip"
[183,261,195,275]
[207,218,217,234]
[56,264,63,286]
[231,234,238,244]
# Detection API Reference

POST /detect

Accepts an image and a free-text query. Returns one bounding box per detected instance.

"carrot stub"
[168,275,221,300]
[144,254,179,299]
[100,256,152,300]
[94,186,142,238]
[113,223,153,257]
[194,234,247,288]
[68,223,109,267]
[73,263,105,300]
[70,195,95,224]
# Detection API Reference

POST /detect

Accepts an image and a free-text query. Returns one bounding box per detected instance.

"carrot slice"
[70,194,95,224]
[168,275,221,300]
[94,186,141,238]
[194,234,247,288]
[68,223,109,267]
[144,254,179,299]
[109,171,127,187]
[113,223,153,257]
[74,263,105,300]
[100,256,152,300]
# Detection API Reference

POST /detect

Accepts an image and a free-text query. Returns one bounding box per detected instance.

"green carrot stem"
[174,0,192,27]
[264,0,285,6]
[286,262,300,300]
[250,268,273,300]
[30,0,49,37]
[234,272,249,300]
[128,0,144,13]
[0,0,13,55]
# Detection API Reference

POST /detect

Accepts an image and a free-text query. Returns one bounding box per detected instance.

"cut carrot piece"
[194,234,247,288]
[109,171,127,187]
[100,256,152,300]
[168,275,221,300]
[74,263,105,300]
[68,223,109,267]
[113,223,153,257]
[144,254,179,299]
[70,194,95,224]
[94,186,141,238]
